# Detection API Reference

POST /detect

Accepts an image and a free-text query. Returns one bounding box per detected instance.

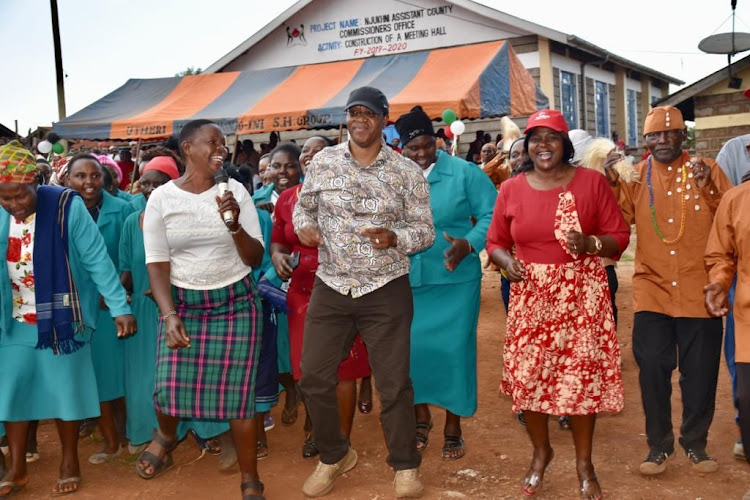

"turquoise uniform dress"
[409,150,497,416]
[129,193,146,212]
[119,211,227,444]
[251,193,291,377]
[251,183,275,206]
[90,191,134,402]
[0,196,131,422]
[116,189,133,203]
[253,209,283,412]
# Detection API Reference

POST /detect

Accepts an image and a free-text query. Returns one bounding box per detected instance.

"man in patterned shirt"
[293,86,434,498]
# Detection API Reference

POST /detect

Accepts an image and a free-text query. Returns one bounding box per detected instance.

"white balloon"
[37,140,52,154]
[450,120,466,136]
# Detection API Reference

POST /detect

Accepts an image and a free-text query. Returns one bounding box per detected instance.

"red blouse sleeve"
[486,181,513,256]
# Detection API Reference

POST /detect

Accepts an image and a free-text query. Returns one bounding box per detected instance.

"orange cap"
[643,106,685,135]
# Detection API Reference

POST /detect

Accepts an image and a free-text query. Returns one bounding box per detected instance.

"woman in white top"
[140,120,266,500]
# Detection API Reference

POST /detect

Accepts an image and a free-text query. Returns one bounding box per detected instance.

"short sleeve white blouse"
[143,178,264,290]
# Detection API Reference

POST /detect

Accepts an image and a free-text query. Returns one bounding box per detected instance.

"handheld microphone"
[214,169,235,228]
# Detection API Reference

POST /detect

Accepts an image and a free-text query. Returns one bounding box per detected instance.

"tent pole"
[231,135,238,164]
[129,138,142,193]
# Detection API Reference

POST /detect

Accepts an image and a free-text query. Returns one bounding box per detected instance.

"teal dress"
[251,183,275,206]
[253,209,283,413]
[0,196,131,421]
[116,189,134,203]
[90,192,134,402]
[129,193,146,212]
[409,150,497,416]
[119,212,228,444]
[252,202,291,377]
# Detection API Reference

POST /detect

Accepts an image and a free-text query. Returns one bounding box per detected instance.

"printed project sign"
[226,0,517,71]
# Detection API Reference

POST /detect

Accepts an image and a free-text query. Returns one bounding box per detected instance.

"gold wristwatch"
[587,235,603,255]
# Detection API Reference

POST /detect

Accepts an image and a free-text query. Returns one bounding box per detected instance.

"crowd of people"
[0,84,749,500]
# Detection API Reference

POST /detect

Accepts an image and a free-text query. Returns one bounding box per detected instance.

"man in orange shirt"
[705,178,750,470]
[604,106,733,476]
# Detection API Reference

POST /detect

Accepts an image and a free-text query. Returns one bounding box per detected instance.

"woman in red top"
[487,110,630,500]
[270,137,371,458]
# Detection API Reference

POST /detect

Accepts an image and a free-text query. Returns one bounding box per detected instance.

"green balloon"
[442,109,457,125]
[52,142,65,154]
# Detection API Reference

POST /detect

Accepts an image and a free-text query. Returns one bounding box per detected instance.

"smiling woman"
[0,141,135,496]
[487,109,630,499]
[269,142,302,195]
[66,153,136,467]
[140,119,267,499]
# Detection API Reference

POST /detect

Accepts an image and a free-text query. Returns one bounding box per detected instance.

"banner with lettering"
[53,41,547,140]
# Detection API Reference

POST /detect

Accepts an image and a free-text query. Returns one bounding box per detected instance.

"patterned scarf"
[0,141,38,184]
[34,186,84,355]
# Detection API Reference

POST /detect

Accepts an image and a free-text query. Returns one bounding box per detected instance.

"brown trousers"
[299,275,421,470]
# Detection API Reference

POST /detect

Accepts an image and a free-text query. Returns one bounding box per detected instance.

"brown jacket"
[612,152,732,317]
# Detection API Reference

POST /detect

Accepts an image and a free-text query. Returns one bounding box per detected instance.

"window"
[595,81,609,137]
[627,89,637,146]
[560,71,578,128]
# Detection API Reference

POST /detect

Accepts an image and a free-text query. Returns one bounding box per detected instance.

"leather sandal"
[0,477,29,499]
[241,479,265,500]
[257,441,269,460]
[415,421,433,452]
[521,449,554,497]
[51,476,81,497]
[136,432,178,480]
[441,435,466,460]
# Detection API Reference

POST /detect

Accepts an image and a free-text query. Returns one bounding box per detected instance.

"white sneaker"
[394,468,424,498]
[302,447,357,497]
[734,439,745,459]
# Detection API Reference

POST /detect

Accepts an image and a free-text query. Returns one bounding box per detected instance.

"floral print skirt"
[501,257,624,415]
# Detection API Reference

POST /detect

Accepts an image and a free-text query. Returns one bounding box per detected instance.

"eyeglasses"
[644,130,683,141]
[347,109,380,120]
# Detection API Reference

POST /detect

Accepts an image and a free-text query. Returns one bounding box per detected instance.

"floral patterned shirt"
[7,213,36,324]
[292,141,434,298]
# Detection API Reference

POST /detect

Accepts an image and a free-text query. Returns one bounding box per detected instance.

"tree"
[175,67,202,76]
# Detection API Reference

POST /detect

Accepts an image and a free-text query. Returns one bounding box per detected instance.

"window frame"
[560,70,578,129]
[594,80,610,138]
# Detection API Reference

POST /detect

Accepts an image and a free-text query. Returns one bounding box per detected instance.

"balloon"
[443,125,454,139]
[441,109,457,125]
[57,139,69,156]
[450,120,466,136]
[52,142,64,154]
[47,132,61,144]
[37,140,52,154]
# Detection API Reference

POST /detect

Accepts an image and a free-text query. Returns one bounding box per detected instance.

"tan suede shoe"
[302,447,357,497]
[394,468,424,498]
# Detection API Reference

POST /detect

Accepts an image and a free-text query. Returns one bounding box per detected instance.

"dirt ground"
[6,255,750,499]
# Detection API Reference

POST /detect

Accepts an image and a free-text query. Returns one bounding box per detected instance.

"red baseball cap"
[524,109,570,135]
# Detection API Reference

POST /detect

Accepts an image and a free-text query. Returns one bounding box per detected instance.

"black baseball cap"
[345,86,389,115]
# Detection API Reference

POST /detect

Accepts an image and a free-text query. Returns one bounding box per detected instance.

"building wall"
[694,89,750,158]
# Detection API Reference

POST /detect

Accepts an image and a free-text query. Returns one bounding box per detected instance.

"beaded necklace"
[647,154,688,245]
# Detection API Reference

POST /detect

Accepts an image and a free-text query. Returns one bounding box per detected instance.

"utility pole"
[50,0,66,119]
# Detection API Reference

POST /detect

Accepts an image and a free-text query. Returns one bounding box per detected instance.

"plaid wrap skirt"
[154,275,262,420]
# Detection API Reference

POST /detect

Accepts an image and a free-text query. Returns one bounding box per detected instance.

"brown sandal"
[415,421,433,452]
[135,432,177,480]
